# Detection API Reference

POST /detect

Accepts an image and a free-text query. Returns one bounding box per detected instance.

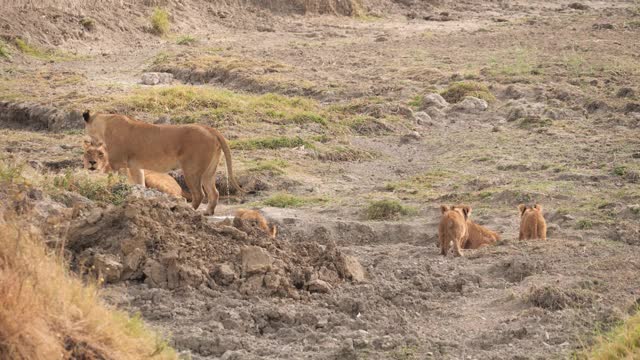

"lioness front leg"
[128,167,146,187]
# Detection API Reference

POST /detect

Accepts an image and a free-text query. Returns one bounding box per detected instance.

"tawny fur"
[83,111,242,215]
[464,220,500,249]
[234,209,277,238]
[518,204,547,240]
[83,141,186,200]
[438,204,472,257]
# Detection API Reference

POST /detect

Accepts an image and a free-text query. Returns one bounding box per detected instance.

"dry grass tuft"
[0,201,177,359]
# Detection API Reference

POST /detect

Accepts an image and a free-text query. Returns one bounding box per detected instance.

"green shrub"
[231,136,310,150]
[440,81,496,103]
[263,193,325,208]
[150,8,170,35]
[365,199,416,220]
[52,172,131,205]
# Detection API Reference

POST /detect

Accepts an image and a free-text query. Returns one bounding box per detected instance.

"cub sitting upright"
[438,205,472,257]
[518,204,547,240]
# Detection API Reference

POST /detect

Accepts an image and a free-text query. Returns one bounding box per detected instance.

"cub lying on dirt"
[518,204,547,240]
[233,209,277,238]
[83,140,188,200]
[82,111,241,215]
[438,204,472,257]
[464,220,500,249]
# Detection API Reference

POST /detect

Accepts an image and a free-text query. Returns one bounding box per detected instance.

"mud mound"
[66,188,365,297]
[0,101,84,132]
[527,285,594,311]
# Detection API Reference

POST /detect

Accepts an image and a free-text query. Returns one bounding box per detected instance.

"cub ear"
[534,204,543,212]
[518,204,527,216]
[462,206,472,220]
[270,225,277,238]
[82,137,92,149]
[83,110,91,122]
[440,205,449,214]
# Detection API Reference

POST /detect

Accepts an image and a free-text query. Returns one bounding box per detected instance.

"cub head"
[82,139,108,172]
[518,204,543,217]
[441,204,472,220]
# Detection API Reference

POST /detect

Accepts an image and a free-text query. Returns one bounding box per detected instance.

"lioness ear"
[462,206,471,220]
[534,204,543,212]
[518,204,526,216]
[83,110,91,122]
[83,137,92,149]
[440,205,449,214]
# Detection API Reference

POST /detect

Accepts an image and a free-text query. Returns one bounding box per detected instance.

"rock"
[338,255,366,283]
[586,100,608,113]
[623,103,640,114]
[504,85,525,99]
[141,72,173,85]
[212,263,237,286]
[413,111,432,125]
[451,96,488,113]
[144,259,167,288]
[425,106,446,120]
[240,246,273,276]
[592,23,614,30]
[616,87,635,98]
[421,93,449,109]
[307,279,332,293]
[568,2,589,10]
[93,253,123,283]
[122,247,145,279]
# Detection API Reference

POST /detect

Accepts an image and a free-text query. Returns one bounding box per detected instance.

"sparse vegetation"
[245,159,289,174]
[51,171,131,205]
[14,38,74,61]
[80,17,96,31]
[114,85,331,128]
[0,210,176,359]
[613,166,627,177]
[0,40,11,59]
[150,7,170,35]
[176,35,197,45]
[576,219,594,230]
[231,136,311,150]
[365,199,416,220]
[263,193,326,208]
[585,309,640,359]
[440,81,496,103]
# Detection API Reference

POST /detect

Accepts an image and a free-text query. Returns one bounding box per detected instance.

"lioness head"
[441,204,472,220]
[518,204,542,217]
[82,139,108,172]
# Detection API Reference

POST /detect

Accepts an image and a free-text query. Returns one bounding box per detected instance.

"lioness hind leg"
[452,237,463,257]
[202,153,221,215]
[184,172,204,211]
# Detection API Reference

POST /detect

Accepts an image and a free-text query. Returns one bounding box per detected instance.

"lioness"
[83,140,187,200]
[464,220,500,249]
[234,208,277,238]
[83,111,242,215]
[518,204,547,240]
[438,204,471,257]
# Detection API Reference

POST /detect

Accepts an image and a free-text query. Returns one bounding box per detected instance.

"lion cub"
[518,204,547,240]
[438,205,472,257]
[83,141,186,200]
[234,209,277,238]
[464,220,500,249]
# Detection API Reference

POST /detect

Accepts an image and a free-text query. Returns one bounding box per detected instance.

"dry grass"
[0,193,176,359]
[585,310,640,360]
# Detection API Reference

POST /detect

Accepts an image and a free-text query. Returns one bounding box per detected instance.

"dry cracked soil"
[1,0,640,359]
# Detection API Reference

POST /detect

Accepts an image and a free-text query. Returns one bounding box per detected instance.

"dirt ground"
[1,0,640,359]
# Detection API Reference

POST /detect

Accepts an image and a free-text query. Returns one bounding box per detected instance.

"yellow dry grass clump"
[0,213,176,359]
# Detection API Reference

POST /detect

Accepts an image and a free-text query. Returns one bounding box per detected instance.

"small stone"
[413,111,432,125]
[212,263,237,286]
[240,246,273,276]
[421,93,449,109]
[339,255,366,283]
[307,279,332,293]
[93,253,123,283]
[141,72,173,85]
[451,96,488,113]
